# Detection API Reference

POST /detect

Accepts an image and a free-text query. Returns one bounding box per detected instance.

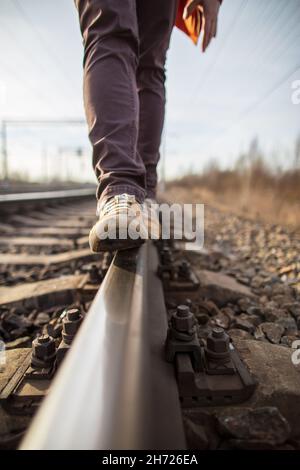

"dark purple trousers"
[75,0,178,203]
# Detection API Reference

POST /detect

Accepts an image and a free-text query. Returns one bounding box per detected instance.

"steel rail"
[20,242,186,450]
[0,188,96,214]
[0,188,95,203]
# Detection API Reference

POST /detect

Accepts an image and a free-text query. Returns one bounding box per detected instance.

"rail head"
[0,188,96,214]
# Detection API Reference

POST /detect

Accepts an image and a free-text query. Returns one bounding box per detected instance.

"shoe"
[143,198,161,240]
[89,194,148,252]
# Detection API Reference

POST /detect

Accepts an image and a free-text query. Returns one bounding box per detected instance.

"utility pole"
[1,121,8,180]
[41,144,48,182]
[1,119,85,183]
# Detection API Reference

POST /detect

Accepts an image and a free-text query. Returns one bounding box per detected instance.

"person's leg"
[75,0,146,205]
[136,0,178,200]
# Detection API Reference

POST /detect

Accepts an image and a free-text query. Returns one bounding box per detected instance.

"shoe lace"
[101,194,138,216]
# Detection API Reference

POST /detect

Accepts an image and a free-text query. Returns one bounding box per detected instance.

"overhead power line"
[243,0,286,65]
[192,0,250,102]
[256,1,300,66]
[217,63,300,140]
[11,0,78,95]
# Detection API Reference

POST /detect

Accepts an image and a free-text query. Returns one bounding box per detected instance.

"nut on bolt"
[66,308,81,321]
[206,327,230,362]
[171,304,195,333]
[62,307,83,344]
[166,304,202,370]
[31,334,56,368]
[89,264,102,284]
[178,260,191,278]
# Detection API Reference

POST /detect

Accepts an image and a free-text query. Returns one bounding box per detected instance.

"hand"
[183,0,221,52]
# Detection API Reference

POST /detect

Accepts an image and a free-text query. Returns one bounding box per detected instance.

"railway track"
[0,191,189,449]
[1,189,300,450]
[20,242,185,449]
[0,190,186,449]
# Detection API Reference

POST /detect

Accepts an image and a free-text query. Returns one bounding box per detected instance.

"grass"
[166,140,300,230]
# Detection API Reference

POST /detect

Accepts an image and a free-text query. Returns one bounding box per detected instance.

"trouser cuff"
[98,184,146,206]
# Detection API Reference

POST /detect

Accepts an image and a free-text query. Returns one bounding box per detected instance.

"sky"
[0,0,299,182]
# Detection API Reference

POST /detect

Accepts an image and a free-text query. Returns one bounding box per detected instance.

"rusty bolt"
[31,334,56,368]
[206,327,229,353]
[182,260,190,269]
[62,308,83,344]
[89,264,102,284]
[212,327,225,339]
[178,260,191,278]
[171,305,195,333]
[66,308,81,321]
[32,335,56,358]
[177,305,190,317]
[37,335,50,344]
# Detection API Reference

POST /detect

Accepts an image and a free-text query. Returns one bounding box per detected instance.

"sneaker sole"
[89,226,146,253]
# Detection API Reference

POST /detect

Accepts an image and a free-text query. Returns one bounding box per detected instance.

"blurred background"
[0,0,299,224]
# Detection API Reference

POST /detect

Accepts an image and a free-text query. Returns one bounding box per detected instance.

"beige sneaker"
[89,194,148,252]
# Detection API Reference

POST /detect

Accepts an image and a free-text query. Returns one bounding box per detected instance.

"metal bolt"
[32,335,55,356]
[89,264,102,283]
[31,334,56,368]
[66,308,81,321]
[206,328,230,363]
[62,307,83,344]
[212,327,225,339]
[38,334,51,344]
[171,305,195,335]
[177,305,190,318]
[181,260,190,270]
[178,260,191,278]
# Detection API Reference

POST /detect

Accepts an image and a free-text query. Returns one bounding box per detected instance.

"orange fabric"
[175,0,203,45]
[175,0,222,45]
